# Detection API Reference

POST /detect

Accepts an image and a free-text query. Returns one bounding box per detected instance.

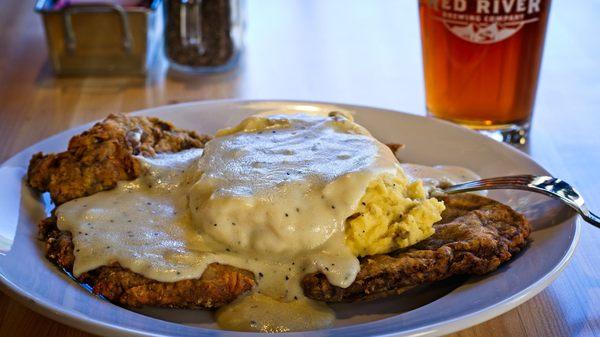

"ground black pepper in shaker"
[164,0,243,72]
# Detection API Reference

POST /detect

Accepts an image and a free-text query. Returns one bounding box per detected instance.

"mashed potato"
[345,172,445,257]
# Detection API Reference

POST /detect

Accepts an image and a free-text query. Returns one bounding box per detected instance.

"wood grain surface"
[1,1,599,336]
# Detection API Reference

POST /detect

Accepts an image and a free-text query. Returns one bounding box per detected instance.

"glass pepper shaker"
[164,0,244,73]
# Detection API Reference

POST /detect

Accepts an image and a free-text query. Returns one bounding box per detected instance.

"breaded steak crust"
[40,217,256,308]
[28,114,530,309]
[28,113,210,206]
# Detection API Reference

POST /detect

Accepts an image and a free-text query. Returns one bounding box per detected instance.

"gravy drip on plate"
[215,293,335,332]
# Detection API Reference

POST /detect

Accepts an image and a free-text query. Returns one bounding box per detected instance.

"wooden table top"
[1,0,599,336]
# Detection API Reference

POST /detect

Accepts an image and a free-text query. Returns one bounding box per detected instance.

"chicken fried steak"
[28,114,530,309]
[302,194,530,302]
[29,114,256,308]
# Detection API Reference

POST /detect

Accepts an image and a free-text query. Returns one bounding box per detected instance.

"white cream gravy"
[55,112,481,332]
[188,113,402,289]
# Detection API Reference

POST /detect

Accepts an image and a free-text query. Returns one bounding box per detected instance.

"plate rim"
[0,99,581,337]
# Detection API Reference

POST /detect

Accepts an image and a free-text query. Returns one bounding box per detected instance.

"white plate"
[0,100,580,337]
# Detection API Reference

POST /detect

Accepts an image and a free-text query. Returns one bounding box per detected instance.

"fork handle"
[584,211,600,228]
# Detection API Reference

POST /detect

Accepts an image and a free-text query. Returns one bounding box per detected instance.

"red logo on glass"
[427,0,543,44]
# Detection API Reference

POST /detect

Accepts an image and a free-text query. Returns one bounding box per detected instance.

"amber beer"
[419,0,551,143]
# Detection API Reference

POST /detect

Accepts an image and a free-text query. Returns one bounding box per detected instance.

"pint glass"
[418,0,551,144]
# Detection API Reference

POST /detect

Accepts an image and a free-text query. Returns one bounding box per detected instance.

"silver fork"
[442,175,600,227]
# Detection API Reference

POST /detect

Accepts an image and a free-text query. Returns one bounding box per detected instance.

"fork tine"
[478,175,535,182]
[455,177,529,187]
[469,175,535,186]
[443,175,539,193]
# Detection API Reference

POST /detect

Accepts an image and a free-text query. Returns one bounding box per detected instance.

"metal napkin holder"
[35,0,163,75]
